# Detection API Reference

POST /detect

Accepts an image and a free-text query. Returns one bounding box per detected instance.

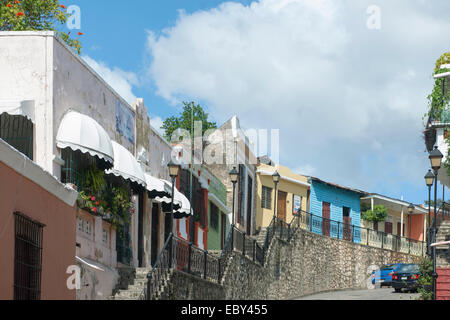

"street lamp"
[429,146,443,300]
[168,160,180,236]
[425,170,435,254]
[408,204,414,240]
[229,167,239,227]
[230,167,239,249]
[272,171,281,221]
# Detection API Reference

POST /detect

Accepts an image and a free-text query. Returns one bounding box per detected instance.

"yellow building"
[255,161,310,231]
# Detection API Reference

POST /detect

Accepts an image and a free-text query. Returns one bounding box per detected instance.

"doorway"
[322,202,330,236]
[151,203,160,266]
[246,176,253,235]
[277,191,287,222]
[343,206,352,241]
[221,213,227,250]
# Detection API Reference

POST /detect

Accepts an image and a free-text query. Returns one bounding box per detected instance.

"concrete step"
[135,270,151,279]
[114,289,143,300]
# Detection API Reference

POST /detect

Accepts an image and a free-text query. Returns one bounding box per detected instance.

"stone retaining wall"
[163,228,422,300]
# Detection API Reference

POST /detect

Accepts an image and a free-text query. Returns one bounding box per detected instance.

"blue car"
[371,264,402,287]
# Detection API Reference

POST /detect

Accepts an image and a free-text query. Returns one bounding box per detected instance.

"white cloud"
[82,55,138,105]
[150,115,165,136]
[145,0,450,200]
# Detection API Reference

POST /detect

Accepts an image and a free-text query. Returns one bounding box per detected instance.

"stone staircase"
[436,220,450,268]
[110,268,150,300]
[252,228,268,247]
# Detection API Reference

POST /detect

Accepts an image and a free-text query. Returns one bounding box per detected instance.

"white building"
[0,31,190,299]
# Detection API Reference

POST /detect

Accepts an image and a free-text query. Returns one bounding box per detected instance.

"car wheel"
[395,288,402,293]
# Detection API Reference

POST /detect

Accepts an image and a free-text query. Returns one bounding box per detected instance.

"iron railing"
[285,209,426,256]
[426,202,450,255]
[230,226,266,265]
[141,208,426,299]
[140,234,173,300]
[142,233,221,300]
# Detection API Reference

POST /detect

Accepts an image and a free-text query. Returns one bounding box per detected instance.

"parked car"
[371,264,402,287]
[391,264,421,293]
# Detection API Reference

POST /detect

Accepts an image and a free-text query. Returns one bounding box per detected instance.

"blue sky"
[68,0,244,119]
[63,0,450,205]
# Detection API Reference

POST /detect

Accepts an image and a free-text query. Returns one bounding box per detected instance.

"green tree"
[362,204,388,223]
[417,257,434,300]
[425,52,450,121]
[162,101,217,141]
[425,199,443,208]
[0,0,82,53]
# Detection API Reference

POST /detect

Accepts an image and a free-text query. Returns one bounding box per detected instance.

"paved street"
[296,288,420,300]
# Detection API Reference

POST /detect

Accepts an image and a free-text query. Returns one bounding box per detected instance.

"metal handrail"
[139,233,173,300]
[141,232,223,299]
[263,216,277,251]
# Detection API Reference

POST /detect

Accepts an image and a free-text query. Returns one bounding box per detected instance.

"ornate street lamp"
[229,167,239,227]
[408,204,414,240]
[230,167,239,248]
[425,170,435,254]
[272,171,281,221]
[429,146,443,300]
[168,160,180,261]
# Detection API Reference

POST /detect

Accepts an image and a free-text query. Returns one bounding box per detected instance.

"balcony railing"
[282,210,426,257]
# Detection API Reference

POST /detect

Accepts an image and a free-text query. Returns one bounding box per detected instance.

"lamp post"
[272,171,281,221]
[425,170,435,255]
[229,167,239,248]
[407,204,414,241]
[168,160,180,267]
[429,146,443,300]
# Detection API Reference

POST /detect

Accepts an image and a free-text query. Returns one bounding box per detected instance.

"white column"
[400,207,404,237]
[423,215,427,242]
[370,198,374,229]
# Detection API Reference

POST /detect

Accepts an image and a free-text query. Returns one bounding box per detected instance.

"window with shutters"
[210,202,219,231]
[0,114,34,160]
[14,213,44,300]
[385,222,393,234]
[261,186,273,209]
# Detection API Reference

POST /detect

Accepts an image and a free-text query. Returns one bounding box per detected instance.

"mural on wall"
[116,100,135,144]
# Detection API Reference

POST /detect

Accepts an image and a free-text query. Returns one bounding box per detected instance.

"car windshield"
[397,264,419,273]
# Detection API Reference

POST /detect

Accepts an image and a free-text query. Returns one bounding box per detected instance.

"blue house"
[308,177,366,243]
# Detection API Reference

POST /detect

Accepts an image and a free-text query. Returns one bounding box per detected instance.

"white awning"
[160,179,192,218]
[0,100,35,123]
[174,188,192,217]
[56,110,114,164]
[106,141,146,187]
[145,173,172,198]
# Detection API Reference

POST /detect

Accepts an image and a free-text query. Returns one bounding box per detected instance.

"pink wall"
[0,162,77,300]
[410,215,425,241]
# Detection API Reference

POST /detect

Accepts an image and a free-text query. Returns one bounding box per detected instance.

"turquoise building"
[308,177,366,243]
